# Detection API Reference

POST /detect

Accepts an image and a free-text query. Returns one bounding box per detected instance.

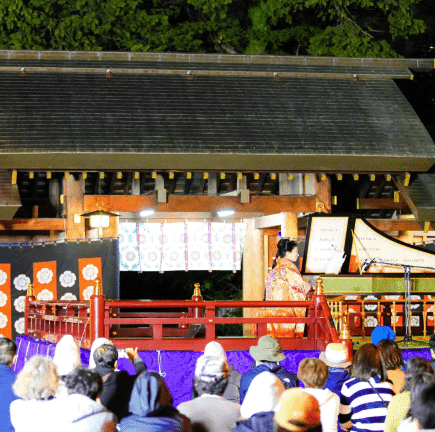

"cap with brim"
[319,343,351,368]
[250,335,286,362]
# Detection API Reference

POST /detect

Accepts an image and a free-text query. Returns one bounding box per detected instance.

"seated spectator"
[0,337,17,432]
[298,358,339,432]
[88,337,114,369]
[192,341,241,403]
[274,388,322,432]
[120,371,191,432]
[91,344,147,422]
[177,355,240,432]
[319,343,351,397]
[385,357,434,432]
[240,335,298,403]
[231,372,285,432]
[429,333,435,371]
[397,374,435,432]
[53,334,81,393]
[63,366,117,431]
[339,343,394,432]
[371,325,395,346]
[377,339,405,394]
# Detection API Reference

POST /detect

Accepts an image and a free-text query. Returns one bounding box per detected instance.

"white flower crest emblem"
[14,318,24,334]
[59,271,77,288]
[37,289,54,301]
[364,295,377,311]
[411,295,421,310]
[37,268,53,285]
[82,264,99,281]
[0,291,7,307]
[0,312,8,329]
[365,316,378,327]
[83,286,94,300]
[14,296,26,313]
[60,293,77,301]
[13,274,31,291]
[0,270,7,286]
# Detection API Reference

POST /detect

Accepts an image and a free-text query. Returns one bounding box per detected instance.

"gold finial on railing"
[392,301,397,335]
[95,279,103,296]
[315,278,324,295]
[316,202,325,213]
[27,283,34,297]
[340,313,351,340]
[193,283,201,297]
[423,300,427,338]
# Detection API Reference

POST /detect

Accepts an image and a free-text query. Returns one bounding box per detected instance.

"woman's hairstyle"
[272,238,298,269]
[297,358,329,389]
[377,339,404,370]
[351,343,387,382]
[407,372,435,420]
[64,366,103,400]
[193,375,229,397]
[13,356,59,400]
[0,337,16,366]
[409,381,435,429]
[402,356,434,392]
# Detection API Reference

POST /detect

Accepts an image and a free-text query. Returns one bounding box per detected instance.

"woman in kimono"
[262,238,313,338]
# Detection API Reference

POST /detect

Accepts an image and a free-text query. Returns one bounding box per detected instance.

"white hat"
[195,355,230,382]
[53,335,81,376]
[204,341,227,361]
[319,343,351,368]
[240,371,285,419]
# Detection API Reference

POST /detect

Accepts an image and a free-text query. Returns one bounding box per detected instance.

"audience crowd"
[1,327,435,432]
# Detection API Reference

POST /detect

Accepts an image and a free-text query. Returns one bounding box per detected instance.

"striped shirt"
[339,376,394,432]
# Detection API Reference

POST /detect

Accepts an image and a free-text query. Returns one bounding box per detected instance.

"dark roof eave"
[1,153,434,173]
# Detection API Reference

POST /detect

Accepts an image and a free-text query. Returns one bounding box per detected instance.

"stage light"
[216,209,235,218]
[140,209,155,217]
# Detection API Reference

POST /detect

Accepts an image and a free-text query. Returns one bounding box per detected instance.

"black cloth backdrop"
[0,238,119,340]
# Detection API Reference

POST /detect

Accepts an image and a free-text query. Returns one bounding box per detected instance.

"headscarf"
[203,341,227,362]
[129,371,173,417]
[53,335,81,377]
[240,371,285,419]
[88,337,113,369]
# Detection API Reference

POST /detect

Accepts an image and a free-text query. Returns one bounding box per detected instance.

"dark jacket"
[119,371,189,432]
[240,363,299,404]
[232,411,274,432]
[0,364,17,432]
[323,367,351,396]
[93,358,146,422]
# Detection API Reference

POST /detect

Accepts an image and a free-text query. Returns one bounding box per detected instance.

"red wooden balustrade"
[25,278,350,353]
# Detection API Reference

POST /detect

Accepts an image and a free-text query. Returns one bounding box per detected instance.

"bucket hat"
[250,335,286,362]
[319,343,351,368]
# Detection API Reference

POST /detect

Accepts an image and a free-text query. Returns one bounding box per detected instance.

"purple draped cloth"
[13,335,431,407]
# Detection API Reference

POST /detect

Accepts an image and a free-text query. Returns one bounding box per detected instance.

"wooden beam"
[84,195,318,214]
[255,213,282,229]
[358,198,406,210]
[368,219,433,232]
[0,219,64,231]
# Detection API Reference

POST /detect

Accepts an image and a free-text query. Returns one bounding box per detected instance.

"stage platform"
[14,335,432,406]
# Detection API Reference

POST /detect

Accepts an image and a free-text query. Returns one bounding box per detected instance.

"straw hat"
[250,335,286,362]
[274,388,321,431]
[319,343,351,368]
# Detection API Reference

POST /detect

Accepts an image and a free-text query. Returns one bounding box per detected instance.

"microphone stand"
[363,259,435,347]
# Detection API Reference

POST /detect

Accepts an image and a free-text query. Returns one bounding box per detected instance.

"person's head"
[129,371,173,417]
[93,344,118,369]
[370,325,395,346]
[240,371,285,419]
[13,356,59,400]
[0,337,16,367]
[250,335,286,363]
[274,388,322,432]
[429,333,435,359]
[409,381,435,429]
[193,355,230,396]
[273,238,299,268]
[377,339,404,370]
[402,356,434,392]
[89,337,114,369]
[298,358,329,389]
[64,366,103,401]
[351,343,386,382]
[319,343,351,369]
[53,334,81,377]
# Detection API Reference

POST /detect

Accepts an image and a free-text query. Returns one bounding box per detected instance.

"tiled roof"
[0,50,433,172]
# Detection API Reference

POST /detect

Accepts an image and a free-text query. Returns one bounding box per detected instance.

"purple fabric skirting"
[13,335,432,407]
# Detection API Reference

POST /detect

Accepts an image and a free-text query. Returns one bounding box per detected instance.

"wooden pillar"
[243,219,264,336]
[64,175,85,239]
[281,212,298,239]
[314,174,332,213]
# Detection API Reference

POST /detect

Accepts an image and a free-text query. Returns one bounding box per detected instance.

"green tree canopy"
[0,0,429,57]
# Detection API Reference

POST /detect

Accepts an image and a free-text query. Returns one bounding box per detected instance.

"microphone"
[361,259,374,271]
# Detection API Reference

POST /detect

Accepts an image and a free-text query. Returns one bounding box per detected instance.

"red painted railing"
[25,278,351,355]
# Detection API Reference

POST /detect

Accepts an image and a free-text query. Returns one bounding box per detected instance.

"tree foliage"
[0,0,429,57]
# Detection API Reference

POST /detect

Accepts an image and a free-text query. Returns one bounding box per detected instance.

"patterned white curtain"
[119,222,247,272]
